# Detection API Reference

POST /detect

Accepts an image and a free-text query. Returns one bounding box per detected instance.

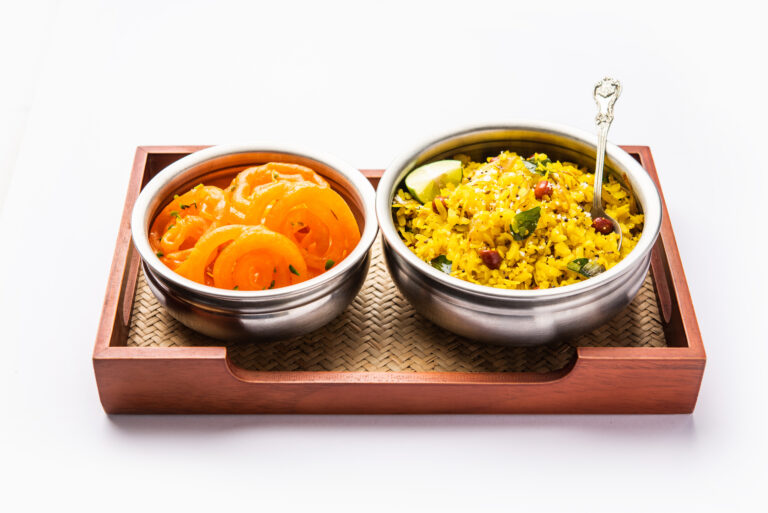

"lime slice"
[404,160,463,203]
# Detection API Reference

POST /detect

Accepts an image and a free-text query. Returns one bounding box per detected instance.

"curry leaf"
[523,156,551,175]
[522,160,538,174]
[567,258,606,278]
[567,258,589,273]
[510,206,541,241]
[581,261,606,277]
[528,156,551,166]
[430,255,452,274]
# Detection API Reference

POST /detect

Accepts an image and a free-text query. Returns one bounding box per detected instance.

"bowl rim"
[131,143,378,301]
[375,120,663,300]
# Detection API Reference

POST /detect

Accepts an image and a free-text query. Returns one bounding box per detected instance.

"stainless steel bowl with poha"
[392,151,644,290]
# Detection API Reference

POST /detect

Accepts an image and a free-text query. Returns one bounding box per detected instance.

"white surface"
[1,0,766,511]
[0,0,58,207]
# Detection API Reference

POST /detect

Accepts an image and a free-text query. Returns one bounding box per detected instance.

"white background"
[1,0,766,511]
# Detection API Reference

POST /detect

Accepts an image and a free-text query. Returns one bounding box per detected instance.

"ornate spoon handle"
[592,77,622,210]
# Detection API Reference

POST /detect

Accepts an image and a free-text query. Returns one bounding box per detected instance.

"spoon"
[591,77,623,251]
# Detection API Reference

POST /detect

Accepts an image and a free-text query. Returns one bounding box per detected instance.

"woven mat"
[127,239,666,373]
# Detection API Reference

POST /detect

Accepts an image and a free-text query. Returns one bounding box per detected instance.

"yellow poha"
[392,151,644,290]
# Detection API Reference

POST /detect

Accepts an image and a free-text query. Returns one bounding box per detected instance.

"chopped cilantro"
[233,285,239,290]
[325,259,335,270]
[289,265,300,276]
[268,280,275,289]
[156,251,164,257]
[170,210,181,219]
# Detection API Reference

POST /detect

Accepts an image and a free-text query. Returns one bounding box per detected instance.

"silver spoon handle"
[593,77,621,208]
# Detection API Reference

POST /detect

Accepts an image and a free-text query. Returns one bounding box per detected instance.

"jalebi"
[149,163,360,290]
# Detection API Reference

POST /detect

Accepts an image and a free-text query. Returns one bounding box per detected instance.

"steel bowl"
[376,121,663,346]
[131,144,378,342]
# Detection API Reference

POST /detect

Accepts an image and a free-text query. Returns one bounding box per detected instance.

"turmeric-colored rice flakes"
[393,151,643,290]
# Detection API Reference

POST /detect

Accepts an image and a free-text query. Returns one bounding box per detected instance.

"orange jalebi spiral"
[148,163,359,291]
[229,162,328,214]
[264,185,360,272]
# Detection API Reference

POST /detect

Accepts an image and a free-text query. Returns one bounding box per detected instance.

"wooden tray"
[92,146,705,414]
